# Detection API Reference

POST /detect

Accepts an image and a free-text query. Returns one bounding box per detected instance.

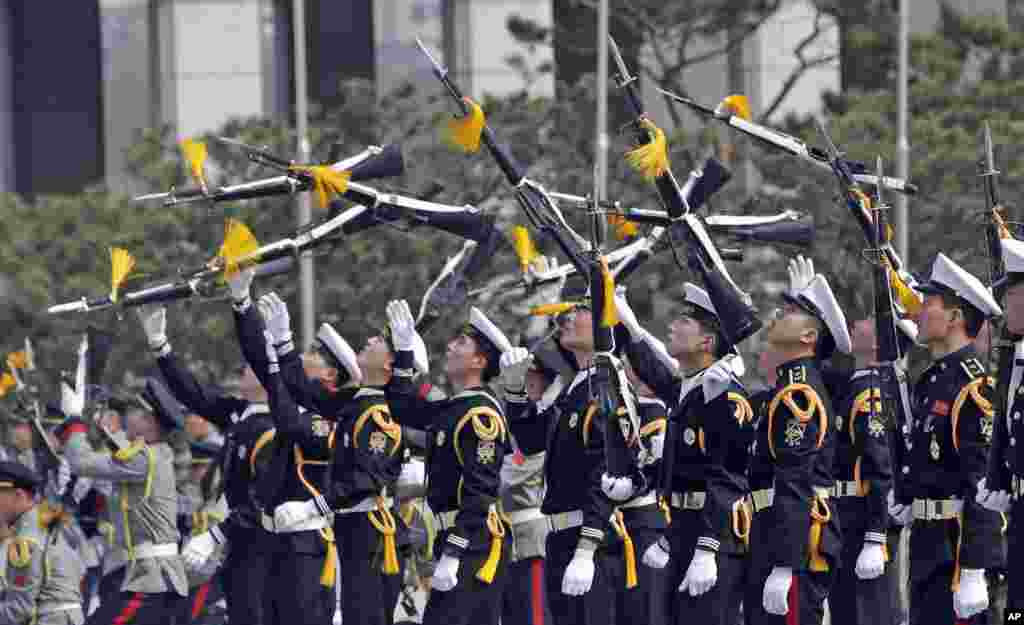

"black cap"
[0,461,41,491]
[136,378,185,432]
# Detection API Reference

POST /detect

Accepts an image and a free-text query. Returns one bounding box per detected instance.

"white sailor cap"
[997,238,1024,289]
[465,307,513,379]
[682,282,716,317]
[917,253,1002,318]
[316,323,363,386]
[787,274,852,357]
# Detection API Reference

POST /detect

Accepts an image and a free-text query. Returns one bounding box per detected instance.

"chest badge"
[785,418,806,447]
[868,416,885,438]
[569,413,579,429]
[311,420,331,438]
[835,415,843,433]
[981,416,994,444]
[930,436,941,461]
[683,427,696,446]
[436,430,446,447]
[369,431,388,454]
[478,440,496,464]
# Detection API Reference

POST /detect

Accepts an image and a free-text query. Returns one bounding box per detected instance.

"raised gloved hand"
[263,330,280,374]
[135,305,168,352]
[763,566,793,615]
[257,292,293,352]
[227,265,255,306]
[887,489,911,526]
[561,546,596,596]
[499,348,533,396]
[975,477,1012,513]
[953,568,989,619]
[787,255,815,294]
[182,530,219,570]
[642,536,670,569]
[60,379,85,419]
[600,474,635,502]
[614,286,645,340]
[273,498,325,529]
[681,548,718,596]
[430,554,460,592]
[854,542,885,580]
[53,459,72,498]
[386,300,418,352]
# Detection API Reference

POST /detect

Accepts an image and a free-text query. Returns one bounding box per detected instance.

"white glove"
[135,305,168,351]
[273,499,320,529]
[263,330,280,374]
[60,380,85,419]
[430,554,460,592]
[53,459,72,498]
[614,287,645,339]
[681,548,718,596]
[763,566,793,615]
[887,489,911,526]
[601,473,635,501]
[642,537,670,569]
[71,476,93,504]
[854,542,886,580]
[499,348,533,394]
[787,255,815,294]
[975,477,1012,513]
[182,530,218,570]
[257,292,293,349]
[561,547,596,596]
[227,265,255,305]
[953,568,989,619]
[386,300,418,351]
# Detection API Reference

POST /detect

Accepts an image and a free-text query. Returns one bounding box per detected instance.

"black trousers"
[264,530,335,625]
[220,529,275,625]
[544,527,618,625]
[1007,502,1023,620]
[829,534,898,625]
[86,591,186,625]
[181,577,226,624]
[421,528,510,625]
[666,511,745,625]
[501,556,553,625]
[610,527,668,625]
[335,512,406,625]
[909,562,989,625]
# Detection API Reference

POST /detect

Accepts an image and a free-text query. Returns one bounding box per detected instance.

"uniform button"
[1016,412,1021,421]
[1012,438,1017,447]
[906,442,913,450]
[902,466,910,475]
[903,425,910,434]
[940,363,947,370]
[930,375,937,383]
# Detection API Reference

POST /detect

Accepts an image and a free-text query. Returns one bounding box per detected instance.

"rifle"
[657,87,919,196]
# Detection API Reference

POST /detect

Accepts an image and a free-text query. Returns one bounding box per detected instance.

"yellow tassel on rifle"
[625,118,669,182]
[511,226,538,273]
[808,496,831,572]
[6,351,27,371]
[217,219,260,278]
[444,97,486,153]
[368,499,400,575]
[889,268,923,316]
[600,257,618,328]
[476,507,505,584]
[607,214,638,241]
[180,138,208,187]
[289,166,351,210]
[109,247,136,303]
[530,302,576,317]
[319,527,338,587]
[611,511,638,589]
[0,372,15,397]
[994,206,1013,240]
[717,94,752,121]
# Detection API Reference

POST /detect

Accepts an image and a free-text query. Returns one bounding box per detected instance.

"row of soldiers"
[2,230,1024,625]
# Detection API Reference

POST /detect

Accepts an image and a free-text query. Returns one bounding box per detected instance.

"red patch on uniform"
[13,575,26,587]
[931,401,950,416]
[418,383,432,400]
[513,450,525,466]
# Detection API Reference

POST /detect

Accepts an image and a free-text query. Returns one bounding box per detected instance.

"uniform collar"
[234,402,269,424]
[776,356,817,381]
[355,387,386,399]
[928,344,977,374]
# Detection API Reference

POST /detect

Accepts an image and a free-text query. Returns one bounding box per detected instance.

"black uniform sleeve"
[849,382,892,542]
[624,337,681,406]
[698,390,753,552]
[985,389,1012,492]
[385,350,437,431]
[767,383,826,568]
[233,304,273,388]
[581,403,616,544]
[443,403,508,558]
[156,353,248,429]
[506,400,552,456]
[955,379,1005,570]
[277,350,341,416]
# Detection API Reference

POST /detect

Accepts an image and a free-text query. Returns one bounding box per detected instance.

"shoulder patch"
[848,387,882,445]
[7,538,35,569]
[787,366,807,385]
[952,376,995,452]
[727,392,753,425]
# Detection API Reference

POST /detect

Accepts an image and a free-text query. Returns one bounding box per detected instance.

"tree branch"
[758,7,838,121]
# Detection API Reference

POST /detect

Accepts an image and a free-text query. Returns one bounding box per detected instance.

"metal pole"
[293,0,315,350]
[895,0,909,264]
[593,0,609,250]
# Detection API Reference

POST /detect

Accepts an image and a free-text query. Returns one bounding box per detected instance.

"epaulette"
[249,429,277,475]
[352,404,402,456]
[952,376,995,452]
[959,357,986,381]
[639,418,667,439]
[454,406,507,467]
[7,537,37,569]
[848,387,882,445]
[727,392,754,426]
[767,383,827,458]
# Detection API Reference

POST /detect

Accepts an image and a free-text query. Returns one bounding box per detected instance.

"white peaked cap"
[469,307,514,354]
[797,274,852,356]
[918,253,1002,318]
[683,282,717,317]
[316,323,363,385]
[1001,238,1024,278]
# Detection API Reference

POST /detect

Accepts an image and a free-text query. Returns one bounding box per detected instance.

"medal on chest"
[683,427,696,446]
[369,431,388,454]
[436,430,446,447]
[930,436,940,461]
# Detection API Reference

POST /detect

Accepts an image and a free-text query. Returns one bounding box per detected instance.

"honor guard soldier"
[750,265,850,625]
[0,461,84,625]
[259,293,410,625]
[180,441,228,625]
[978,237,1024,620]
[60,377,189,625]
[501,279,635,625]
[136,293,278,625]
[616,283,752,625]
[829,312,917,625]
[389,304,512,625]
[888,253,1004,623]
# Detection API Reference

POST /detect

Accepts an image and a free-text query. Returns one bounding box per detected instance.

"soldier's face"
[850,319,878,360]
[302,352,339,388]
[0,488,29,524]
[445,334,485,379]
[756,348,782,385]
[125,410,156,441]
[668,316,710,357]
[558,308,594,352]
[1005,282,1024,335]
[236,365,263,398]
[358,336,393,375]
[526,369,550,401]
[10,424,31,451]
[765,304,817,349]
[917,295,956,344]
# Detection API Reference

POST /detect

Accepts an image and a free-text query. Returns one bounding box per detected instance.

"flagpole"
[593,0,609,250]
[293,0,315,350]
[895,0,909,263]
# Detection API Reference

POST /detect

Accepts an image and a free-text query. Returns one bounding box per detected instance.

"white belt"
[751,488,774,512]
[1011,475,1024,500]
[133,543,179,559]
[504,507,547,526]
[38,603,83,617]
[336,496,392,515]
[670,491,706,510]
[833,480,863,498]
[911,498,962,521]
[438,510,459,531]
[261,512,330,533]
[619,492,658,509]
[549,510,583,532]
